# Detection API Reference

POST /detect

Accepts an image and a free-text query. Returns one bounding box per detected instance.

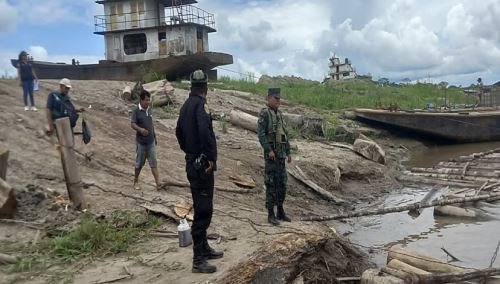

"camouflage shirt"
[257,106,290,159]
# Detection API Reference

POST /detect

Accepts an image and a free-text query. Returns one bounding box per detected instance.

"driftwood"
[229,109,258,133]
[229,109,326,136]
[388,245,465,273]
[287,165,346,204]
[55,117,86,210]
[410,167,500,179]
[381,267,419,283]
[434,205,491,219]
[218,233,371,284]
[302,192,500,221]
[139,203,178,222]
[406,172,492,182]
[441,247,461,262]
[397,175,479,188]
[416,267,500,283]
[0,253,18,265]
[161,178,251,193]
[361,269,405,284]
[229,174,256,188]
[387,259,431,275]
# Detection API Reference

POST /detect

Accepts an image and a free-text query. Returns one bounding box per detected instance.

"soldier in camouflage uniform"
[258,88,292,225]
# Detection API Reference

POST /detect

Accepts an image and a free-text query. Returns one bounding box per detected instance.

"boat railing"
[94,5,215,33]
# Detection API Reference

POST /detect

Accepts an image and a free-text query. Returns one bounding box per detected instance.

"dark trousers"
[264,158,287,209]
[186,161,215,258]
[21,80,34,106]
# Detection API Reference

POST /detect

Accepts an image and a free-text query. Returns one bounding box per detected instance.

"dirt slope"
[0,79,401,283]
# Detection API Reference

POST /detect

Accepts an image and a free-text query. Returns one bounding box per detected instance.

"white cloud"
[12,0,100,25]
[0,0,17,33]
[29,46,49,61]
[206,0,500,85]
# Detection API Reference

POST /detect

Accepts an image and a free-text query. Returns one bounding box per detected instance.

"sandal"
[133,182,141,191]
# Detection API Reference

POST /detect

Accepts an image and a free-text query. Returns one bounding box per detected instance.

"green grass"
[211,78,474,112]
[5,211,164,274]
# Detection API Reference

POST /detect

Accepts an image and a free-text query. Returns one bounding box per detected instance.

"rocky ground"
[0,79,408,284]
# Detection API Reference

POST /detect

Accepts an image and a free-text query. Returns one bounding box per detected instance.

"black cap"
[190,69,208,86]
[267,87,280,98]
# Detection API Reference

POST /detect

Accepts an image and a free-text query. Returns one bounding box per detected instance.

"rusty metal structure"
[11,0,233,81]
[355,108,500,142]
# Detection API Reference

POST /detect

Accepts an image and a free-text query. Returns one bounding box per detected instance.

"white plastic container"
[177,218,192,247]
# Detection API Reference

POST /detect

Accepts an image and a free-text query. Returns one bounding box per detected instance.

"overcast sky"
[1,0,499,86]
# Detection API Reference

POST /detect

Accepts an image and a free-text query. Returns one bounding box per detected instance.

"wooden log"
[0,178,16,218]
[55,117,86,210]
[406,172,492,182]
[417,267,500,283]
[397,175,479,188]
[287,165,346,204]
[229,109,326,136]
[161,178,251,194]
[302,192,500,221]
[388,245,465,273]
[0,143,8,180]
[381,267,419,283]
[360,269,404,284]
[0,253,18,265]
[229,109,258,133]
[461,161,470,179]
[152,97,172,108]
[434,205,481,218]
[410,167,500,179]
[387,259,431,275]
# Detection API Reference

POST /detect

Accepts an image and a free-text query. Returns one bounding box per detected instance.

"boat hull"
[11,52,233,81]
[354,108,500,142]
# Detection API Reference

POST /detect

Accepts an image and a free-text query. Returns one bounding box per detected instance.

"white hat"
[59,78,72,89]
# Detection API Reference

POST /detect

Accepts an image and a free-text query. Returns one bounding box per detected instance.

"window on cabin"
[343,72,350,77]
[124,33,147,55]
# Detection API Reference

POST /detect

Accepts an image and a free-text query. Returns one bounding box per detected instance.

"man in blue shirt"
[131,90,160,191]
[46,78,85,136]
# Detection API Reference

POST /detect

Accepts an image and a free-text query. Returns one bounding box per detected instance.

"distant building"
[328,55,356,81]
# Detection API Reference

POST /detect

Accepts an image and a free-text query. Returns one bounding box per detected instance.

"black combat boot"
[268,207,280,225]
[192,243,217,273]
[277,205,291,222]
[203,240,224,259]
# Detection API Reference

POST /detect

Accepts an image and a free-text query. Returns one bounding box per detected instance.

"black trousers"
[186,161,215,257]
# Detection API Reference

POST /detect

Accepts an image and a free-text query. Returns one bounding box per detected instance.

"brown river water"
[336,141,500,270]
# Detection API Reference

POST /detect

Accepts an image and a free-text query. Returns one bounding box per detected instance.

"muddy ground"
[0,79,409,283]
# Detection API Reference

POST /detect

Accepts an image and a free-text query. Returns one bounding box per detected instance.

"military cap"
[267,87,281,98]
[190,69,208,85]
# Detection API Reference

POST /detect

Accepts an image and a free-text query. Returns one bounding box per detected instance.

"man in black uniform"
[175,70,223,274]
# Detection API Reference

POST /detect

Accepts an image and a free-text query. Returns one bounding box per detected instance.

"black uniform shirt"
[175,93,217,162]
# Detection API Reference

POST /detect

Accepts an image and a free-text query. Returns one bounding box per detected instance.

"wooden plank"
[54,117,86,210]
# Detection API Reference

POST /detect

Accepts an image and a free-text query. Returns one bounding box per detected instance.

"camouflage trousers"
[264,158,287,209]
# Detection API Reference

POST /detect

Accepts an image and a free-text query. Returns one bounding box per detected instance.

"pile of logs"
[399,148,500,219]
[361,245,500,283]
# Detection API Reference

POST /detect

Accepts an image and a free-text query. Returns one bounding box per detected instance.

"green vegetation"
[4,211,164,275]
[211,77,474,112]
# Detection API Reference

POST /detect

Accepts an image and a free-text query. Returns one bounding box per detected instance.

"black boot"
[203,240,224,259]
[192,242,217,273]
[268,207,280,225]
[277,205,291,222]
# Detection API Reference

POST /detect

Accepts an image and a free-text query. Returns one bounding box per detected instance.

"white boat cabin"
[94,0,215,63]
